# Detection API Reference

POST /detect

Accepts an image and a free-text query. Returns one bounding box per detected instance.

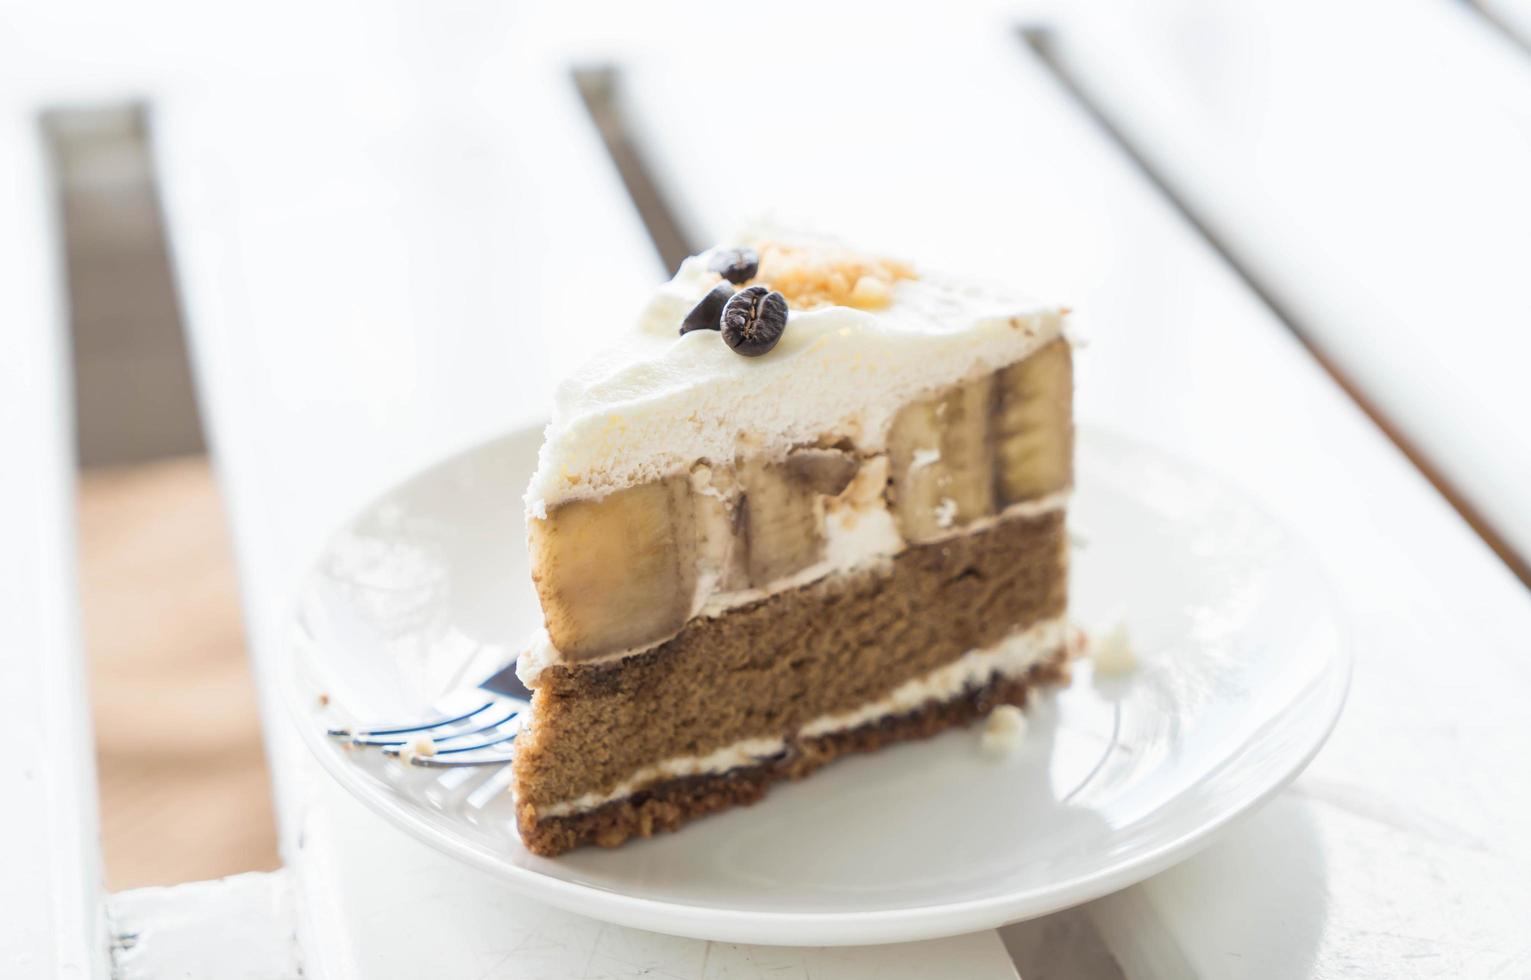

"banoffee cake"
[513,230,1074,856]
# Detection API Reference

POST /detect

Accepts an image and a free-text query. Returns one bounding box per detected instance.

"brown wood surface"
[78,455,278,889]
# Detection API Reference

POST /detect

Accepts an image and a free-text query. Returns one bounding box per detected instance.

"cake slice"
[513,230,1073,856]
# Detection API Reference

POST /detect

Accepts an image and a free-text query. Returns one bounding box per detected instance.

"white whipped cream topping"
[532,616,1067,818]
[524,231,1066,517]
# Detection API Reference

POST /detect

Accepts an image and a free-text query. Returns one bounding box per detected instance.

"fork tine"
[326,699,497,739]
[383,728,520,766]
[430,729,519,754]
[344,705,520,748]
[404,744,517,768]
[428,708,520,744]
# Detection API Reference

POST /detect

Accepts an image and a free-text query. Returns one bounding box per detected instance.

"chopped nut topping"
[752,241,916,311]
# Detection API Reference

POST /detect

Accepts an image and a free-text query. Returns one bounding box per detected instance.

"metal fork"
[327,662,532,768]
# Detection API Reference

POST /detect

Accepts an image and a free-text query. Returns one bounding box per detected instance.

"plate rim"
[281,423,1353,947]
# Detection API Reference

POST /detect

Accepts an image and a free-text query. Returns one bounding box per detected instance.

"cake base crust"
[517,647,1068,857]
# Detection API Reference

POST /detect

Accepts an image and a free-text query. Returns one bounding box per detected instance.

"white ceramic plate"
[285,425,1349,947]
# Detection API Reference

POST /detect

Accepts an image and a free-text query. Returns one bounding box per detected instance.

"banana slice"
[993,338,1073,504]
[529,477,697,660]
[738,458,825,585]
[886,376,997,542]
[737,448,861,585]
[784,448,859,497]
[938,375,998,520]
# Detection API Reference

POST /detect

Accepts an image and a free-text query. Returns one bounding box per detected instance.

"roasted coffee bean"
[721,285,788,357]
[679,283,734,335]
[708,247,760,285]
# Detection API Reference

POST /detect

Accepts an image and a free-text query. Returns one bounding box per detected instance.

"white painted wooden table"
[1046,0,1531,572]
[6,1,1531,976]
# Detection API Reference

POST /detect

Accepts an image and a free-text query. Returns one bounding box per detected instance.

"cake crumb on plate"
[980,704,1028,757]
[1092,621,1136,676]
[398,734,437,764]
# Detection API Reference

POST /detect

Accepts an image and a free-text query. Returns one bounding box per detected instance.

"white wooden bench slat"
[291,776,1014,980]
[0,108,110,980]
[609,12,1531,977]
[107,872,301,980]
[1046,0,1531,567]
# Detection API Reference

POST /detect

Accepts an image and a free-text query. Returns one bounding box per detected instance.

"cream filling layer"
[530,615,1068,819]
[516,491,1069,687]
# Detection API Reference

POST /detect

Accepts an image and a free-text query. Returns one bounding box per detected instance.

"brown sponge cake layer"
[518,653,1068,856]
[514,509,1067,818]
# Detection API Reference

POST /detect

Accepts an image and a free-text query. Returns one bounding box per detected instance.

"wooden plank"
[1043,0,1531,575]
[0,109,109,980]
[610,11,1531,977]
[149,9,1019,973]
[78,457,279,890]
